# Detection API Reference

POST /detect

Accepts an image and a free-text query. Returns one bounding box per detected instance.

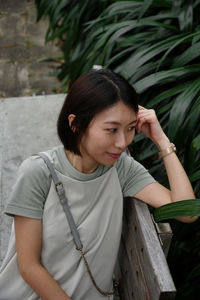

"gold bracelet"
[158,143,176,158]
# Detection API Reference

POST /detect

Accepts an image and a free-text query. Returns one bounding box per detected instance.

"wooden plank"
[151,215,173,257]
[118,236,150,300]
[118,197,176,300]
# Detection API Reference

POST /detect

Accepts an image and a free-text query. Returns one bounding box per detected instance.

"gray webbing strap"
[38,152,83,250]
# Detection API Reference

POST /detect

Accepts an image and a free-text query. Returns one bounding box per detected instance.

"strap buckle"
[76,244,83,251]
[55,182,64,193]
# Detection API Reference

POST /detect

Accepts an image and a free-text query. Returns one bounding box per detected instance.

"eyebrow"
[104,120,137,125]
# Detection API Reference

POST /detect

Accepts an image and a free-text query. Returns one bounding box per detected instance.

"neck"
[65,150,99,174]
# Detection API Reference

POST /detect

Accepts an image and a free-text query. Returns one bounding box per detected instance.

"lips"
[107,152,121,159]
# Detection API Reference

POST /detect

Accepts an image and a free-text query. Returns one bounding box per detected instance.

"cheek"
[81,129,99,147]
[84,129,111,149]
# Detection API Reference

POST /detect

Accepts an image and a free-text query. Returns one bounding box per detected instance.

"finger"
[137,112,150,121]
[138,105,146,110]
[136,115,147,132]
[138,105,146,113]
[137,109,156,122]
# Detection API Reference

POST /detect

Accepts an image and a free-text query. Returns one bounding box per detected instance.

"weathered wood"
[151,215,173,257]
[117,197,176,300]
[118,235,150,300]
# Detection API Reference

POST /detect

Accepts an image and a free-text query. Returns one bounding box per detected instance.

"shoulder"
[5,155,52,219]
[115,151,151,175]
[19,155,50,181]
[115,152,156,197]
[15,154,52,198]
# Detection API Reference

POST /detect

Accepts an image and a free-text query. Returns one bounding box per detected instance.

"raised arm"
[14,216,71,300]
[134,106,197,223]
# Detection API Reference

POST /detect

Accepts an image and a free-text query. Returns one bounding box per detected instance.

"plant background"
[35,0,200,298]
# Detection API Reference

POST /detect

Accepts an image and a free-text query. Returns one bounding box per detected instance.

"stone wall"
[0,94,65,264]
[0,0,61,98]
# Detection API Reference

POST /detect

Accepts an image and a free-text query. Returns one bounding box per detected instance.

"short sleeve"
[116,152,156,197]
[4,156,51,219]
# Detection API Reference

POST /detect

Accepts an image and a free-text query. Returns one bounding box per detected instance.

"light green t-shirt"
[5,145,156,219]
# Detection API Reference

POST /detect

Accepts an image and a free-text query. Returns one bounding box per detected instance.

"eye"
[106,128,117,133]
[128,126,136,131]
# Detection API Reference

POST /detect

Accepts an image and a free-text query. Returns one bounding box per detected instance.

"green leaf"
[146,82,191,108]
[134,65,200,93]
[153,199,200,222]
[138,0,153,20]
[130,62,157,83]
[157,100,175,115]
[189,135,200,172]
[168,78,200,141]
[189,170,200,183]
[179,96,200,150]
[106,46,137,67]
[172,41,200,68]
[117,34,186,79]
[88,13,179,63]
[178,4,193,31]
[104,1,142,17]
[132,140,158,160]
[50,0,70,28]
[157,31,200,71]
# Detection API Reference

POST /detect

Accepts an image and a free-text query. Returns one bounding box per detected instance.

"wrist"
[155,137,171,151]
[158,143,176,158]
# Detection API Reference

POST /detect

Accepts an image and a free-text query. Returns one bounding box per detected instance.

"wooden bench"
[115,198,176,300]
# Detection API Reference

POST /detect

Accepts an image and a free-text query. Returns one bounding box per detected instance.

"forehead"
[92,101,137,124]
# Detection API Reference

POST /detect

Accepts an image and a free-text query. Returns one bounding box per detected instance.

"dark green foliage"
[34,0,114,86]
[153,199,200,222]
[35,0,200,298]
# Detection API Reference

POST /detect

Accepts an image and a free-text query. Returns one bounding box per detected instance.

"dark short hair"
[57,69,138,155]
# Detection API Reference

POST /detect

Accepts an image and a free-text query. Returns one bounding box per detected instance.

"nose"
[114,133,128,150]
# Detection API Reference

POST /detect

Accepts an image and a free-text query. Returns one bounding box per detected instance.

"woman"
[0,69,197,300]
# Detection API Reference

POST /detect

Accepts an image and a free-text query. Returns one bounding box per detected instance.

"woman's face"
[80,101,137,167]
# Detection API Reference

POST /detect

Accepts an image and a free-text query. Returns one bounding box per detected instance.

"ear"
[68,114,76,132]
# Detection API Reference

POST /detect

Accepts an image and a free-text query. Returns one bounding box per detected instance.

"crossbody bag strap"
[38,152,82,250]
[38,152,115,297]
